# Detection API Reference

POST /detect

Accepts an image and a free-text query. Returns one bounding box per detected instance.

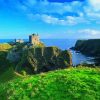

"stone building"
[15,39,24,43]
[29,34,40,45]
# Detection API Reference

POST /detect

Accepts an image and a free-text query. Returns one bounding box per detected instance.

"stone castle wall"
[29,34,40,45]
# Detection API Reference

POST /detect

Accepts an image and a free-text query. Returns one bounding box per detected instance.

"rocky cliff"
[74,39,100,56]
[7,45,72,74]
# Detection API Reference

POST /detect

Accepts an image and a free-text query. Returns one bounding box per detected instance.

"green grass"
[0,67,23,99]
[0,67,100,100]
[0,43,12,51]
[0,67,20,83]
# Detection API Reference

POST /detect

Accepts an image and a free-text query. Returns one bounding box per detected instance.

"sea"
[0,39,95,66]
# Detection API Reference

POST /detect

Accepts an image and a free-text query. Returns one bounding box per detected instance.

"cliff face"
[7,46,72,74]
[74,39,100,56]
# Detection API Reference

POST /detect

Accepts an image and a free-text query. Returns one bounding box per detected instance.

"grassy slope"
[0,67,100,100]
[0,44,17,83]
[0,67,21,83]
[0,43,12,51]
[0,68,23,99]
[0,43,100,100]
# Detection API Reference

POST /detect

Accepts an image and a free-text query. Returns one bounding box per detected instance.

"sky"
[0,0,100,39]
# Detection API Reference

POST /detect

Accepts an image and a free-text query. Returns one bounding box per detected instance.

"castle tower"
[29,34,40,45]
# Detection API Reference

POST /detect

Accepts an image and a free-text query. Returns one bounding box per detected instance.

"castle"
[15,39,24,43]
[29,34,40,45]
[15,33,40,45]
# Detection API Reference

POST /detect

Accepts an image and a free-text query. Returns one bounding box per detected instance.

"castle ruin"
[29,34,40,45]
[15,39,24,43]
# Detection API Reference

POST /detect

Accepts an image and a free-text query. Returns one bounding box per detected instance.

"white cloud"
[66,16,76,25]
[78,29,100,35]
[1,0,100,25]
[83,0,100,21]
[28,13,89,25]
[88,0,100,11]
[16,0,87,26]
[28,14,67,25]
[41,14,59,24]
[41,15,76,25]
[88,12,100,19]
[23,0,83,15]
[66,16,89,25]
[40,29,100,39]
[24,0,99,25]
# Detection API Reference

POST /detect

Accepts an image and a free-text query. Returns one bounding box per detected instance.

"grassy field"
[0,67,100,100]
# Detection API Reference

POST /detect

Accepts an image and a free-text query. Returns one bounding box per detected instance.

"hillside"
[0,43,100,100]
[7,44,72,74]
[73,39,100,65]
[74,39,100,56]
[0,67,100,100]
[0,43,12,51]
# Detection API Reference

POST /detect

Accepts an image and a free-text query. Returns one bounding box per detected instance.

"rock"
[7,50,21,62]
[74,39,100,56]
[7,46,72,74]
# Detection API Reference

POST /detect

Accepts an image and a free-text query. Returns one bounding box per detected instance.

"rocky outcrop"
[7,46,72,74]
[74,39,100,56]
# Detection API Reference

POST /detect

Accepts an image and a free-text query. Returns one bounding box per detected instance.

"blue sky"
[0,0,100,39]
